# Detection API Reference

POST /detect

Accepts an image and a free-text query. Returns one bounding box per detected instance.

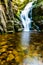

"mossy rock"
[32,4,43,31]
[32,5,43,21]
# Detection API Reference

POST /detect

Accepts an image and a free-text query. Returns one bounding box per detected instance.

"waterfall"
[20,2,34,48]
[20,2,34,31]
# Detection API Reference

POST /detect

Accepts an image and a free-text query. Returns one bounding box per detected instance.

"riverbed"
[0,31,43,65]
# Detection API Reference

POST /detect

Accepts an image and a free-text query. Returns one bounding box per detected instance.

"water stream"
[20,1,43,65]
[20,1,34,48]
[20,2,34,31]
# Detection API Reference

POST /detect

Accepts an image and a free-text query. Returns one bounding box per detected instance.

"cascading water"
[20,2,34,31]
[20,2,35,47]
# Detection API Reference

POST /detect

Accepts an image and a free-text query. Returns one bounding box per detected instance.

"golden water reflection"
[0,32,43,65]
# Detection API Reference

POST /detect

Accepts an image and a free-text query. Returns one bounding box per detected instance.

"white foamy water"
[20,2,34,31]
[22,57,43,65]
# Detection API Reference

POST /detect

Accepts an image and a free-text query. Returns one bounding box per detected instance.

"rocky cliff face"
[32,4,43,32]
[0,5,7,34]
[0,4,23,34]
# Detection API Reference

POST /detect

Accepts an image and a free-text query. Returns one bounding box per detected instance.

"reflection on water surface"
[0,32,43,65]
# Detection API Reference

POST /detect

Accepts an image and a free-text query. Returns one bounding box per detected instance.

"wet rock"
[32,5,43,31]
[0,48,6,53]
[0,42,7,46]
[7,54,14,61]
